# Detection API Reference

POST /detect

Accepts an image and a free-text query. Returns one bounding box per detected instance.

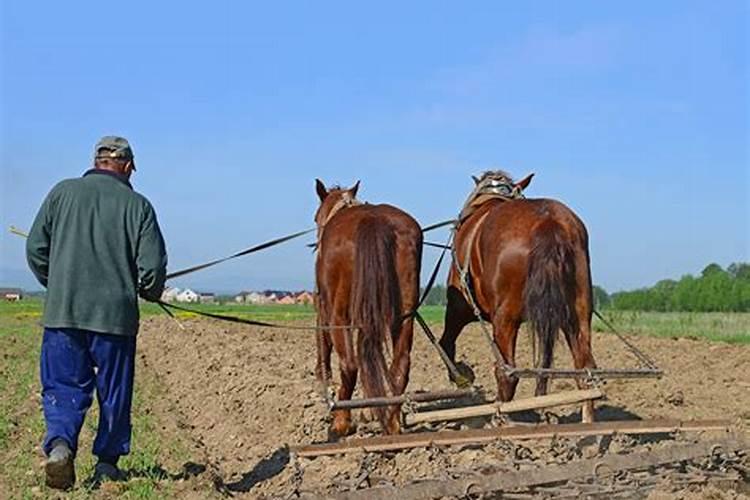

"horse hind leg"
[564,304,598,423]
[492,313,520,402]
[315,329,333,389]
[330,312,358,438]
[330,360,357,437]
[384,317,415,434]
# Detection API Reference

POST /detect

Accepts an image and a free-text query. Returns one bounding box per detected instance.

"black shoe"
[90,461,124,487]
[45,439,75,490]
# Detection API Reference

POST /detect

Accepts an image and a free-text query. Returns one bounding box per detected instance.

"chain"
[285,453,305,499]
[584,367,605,389]
[593,310,659,370]
[450,221,515,377]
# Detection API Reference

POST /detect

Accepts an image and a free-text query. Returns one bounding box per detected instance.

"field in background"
[0,299,747,497]
[591,310,750,344]
[5,299,749,344]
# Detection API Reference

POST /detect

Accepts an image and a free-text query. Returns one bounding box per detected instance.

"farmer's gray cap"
[95,136,134,159]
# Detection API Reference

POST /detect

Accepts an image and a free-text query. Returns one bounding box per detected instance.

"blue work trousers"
[40,327,136,459]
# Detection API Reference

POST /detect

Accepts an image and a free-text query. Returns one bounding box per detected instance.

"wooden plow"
[292,419,734,458]
[298,433,747,499]
[404,388,605,426]
[325,366,662,432]
[505,366,662,379]
[327,386,606,424]
[327,389,474,411]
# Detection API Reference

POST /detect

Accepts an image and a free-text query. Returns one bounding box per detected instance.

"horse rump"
[351,216,401,427]
[523,220,579,395]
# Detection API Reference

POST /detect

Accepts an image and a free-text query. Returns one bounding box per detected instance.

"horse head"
[459,170,535,222]
[470,170,535,198]
[314,179,361,230]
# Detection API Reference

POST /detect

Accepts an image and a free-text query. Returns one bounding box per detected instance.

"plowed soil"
[137,316,750,498]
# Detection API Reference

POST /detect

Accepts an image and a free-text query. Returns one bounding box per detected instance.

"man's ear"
[315,179,328,201]
[472,175,481,185]
[349,180,360,198]
[516,173,535,191]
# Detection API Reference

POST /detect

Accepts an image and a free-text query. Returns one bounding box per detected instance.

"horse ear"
[516,173,535,191]
[350,180,360,198]
[472,175,481,185]
[315,179,328,201]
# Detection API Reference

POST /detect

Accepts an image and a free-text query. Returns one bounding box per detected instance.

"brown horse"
[314,179,423,436]
[439,170,598,422]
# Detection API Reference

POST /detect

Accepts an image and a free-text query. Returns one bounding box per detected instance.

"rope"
[593,309,658,369]
[404,230,469,386]
[421,219,458,232]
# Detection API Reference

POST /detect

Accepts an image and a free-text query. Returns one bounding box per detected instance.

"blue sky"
[1,1,747,294]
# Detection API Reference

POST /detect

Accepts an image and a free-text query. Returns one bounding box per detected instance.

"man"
[26,136,167,490]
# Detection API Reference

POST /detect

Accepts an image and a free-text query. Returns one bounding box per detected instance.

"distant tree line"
[421,284,448,306]
[605,262,750,312]
[420,262,750,313]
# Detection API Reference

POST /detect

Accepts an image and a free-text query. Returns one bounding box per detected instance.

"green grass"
[593,310,750,344]
[148,302,449,329]
[0,312,41,453]
[0,301,194,499]
[141,300,318,322]
[421,304,749,344]
[7,300,747,343]
[414,305,445,324]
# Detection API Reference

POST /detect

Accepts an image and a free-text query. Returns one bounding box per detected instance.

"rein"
[166,228,316,280]
[150,215,458,335]
[156,299,356,331]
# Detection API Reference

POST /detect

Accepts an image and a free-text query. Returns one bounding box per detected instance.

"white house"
[0,288,23,301]
[161,287,181,302]
[176,289,199,303]
[248,291,270,304]
[236,291,274,304]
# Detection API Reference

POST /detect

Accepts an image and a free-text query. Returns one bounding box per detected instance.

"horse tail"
[523,220,579,391]
[351,216,401,425]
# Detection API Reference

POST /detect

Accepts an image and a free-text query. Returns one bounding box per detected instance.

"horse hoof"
[385,420,401,435]
[451,361,476,387]
[329,417,356,440]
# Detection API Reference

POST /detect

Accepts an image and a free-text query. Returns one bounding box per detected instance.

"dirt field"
[137,316,750,498]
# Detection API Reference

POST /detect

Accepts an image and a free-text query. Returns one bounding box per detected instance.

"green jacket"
[26,169,167,336]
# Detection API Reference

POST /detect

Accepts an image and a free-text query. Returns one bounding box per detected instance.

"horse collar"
[316,197,364,254]
[321,197,362,228]
[458,179,524,224]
